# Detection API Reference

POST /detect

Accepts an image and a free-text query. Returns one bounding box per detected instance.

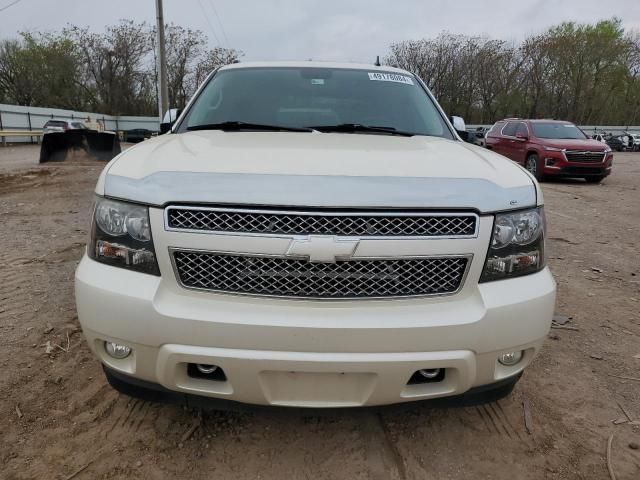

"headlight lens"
[491,216,515,249]
[88,197,159,275]
[480,207,545,282]
[543,146,563,152]
[95,199,150,241]
[95,200,126,236]
[512,210,542,245]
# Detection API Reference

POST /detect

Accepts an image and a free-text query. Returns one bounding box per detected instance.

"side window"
[502,122,517,137]
[515,122,528,137]
[487,122,503,136]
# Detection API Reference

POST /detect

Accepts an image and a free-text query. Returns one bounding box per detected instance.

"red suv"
[485,119,613,183]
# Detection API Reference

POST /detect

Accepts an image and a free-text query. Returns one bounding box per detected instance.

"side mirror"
[159,108,182,134]
[450,116,466,136]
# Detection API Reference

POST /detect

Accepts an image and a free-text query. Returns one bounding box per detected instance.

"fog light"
[196,364,218,374]
[498,351,523,366]
[418,368,441,379]
[104,341,132,359]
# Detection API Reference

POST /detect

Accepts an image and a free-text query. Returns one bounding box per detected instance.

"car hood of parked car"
[537,138,608,151]
[100,131,539,213]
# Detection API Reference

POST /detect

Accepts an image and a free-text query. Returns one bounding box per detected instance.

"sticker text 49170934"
[368,72,414,85]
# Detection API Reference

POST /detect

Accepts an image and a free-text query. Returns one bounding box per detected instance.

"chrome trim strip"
[105,172,537,213]
[163,206,480,239]
[168,247,473,301]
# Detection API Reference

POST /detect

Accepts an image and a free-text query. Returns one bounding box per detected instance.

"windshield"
[179,67,453,138]
[532,122,587,140]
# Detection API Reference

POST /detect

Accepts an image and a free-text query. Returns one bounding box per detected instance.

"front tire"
[525,154,544,181]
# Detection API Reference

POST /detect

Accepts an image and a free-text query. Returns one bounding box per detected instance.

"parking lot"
[0,145,638,480]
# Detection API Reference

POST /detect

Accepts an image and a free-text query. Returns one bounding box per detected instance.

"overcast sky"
[1,0,639,62]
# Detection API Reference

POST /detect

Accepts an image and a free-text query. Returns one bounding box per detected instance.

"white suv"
[75,62,555,408]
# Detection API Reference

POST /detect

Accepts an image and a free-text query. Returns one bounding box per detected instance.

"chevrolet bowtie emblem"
[286,235,359,263]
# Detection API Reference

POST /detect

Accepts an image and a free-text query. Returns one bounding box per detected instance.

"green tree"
[0,33,84,109]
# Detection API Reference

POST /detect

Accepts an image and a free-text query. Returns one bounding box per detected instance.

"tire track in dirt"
[360,413,407,480]
[0,267,32,285]
[475,401,530,446]
[0,265,37,321]
[105,398,137,438]
[104,398,156,440]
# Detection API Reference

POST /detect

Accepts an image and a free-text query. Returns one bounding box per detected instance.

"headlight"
[480,207,545,282]
[543,146,563,152]
[88,197,160,275]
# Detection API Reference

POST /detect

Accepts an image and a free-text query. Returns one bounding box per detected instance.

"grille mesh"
[166,208,477,237]
[172,251,468,299]
[565,151,605,163]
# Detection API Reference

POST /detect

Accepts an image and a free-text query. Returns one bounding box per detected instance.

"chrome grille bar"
[171,250,470,300]
[165,206,478,238]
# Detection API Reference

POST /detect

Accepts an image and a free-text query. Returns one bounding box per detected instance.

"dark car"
[465,127,487,147]
[485,119,613,183]
[124,129,153,143]
[605,136,625,152]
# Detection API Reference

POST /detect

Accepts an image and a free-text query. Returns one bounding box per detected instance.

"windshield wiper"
[187,121,313,132]
[308,123,415,137]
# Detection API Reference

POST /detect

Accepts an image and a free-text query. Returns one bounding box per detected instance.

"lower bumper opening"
[187,363,227,381]
[559,166,608,176]
[103,365,522,411]
[407,368,445,385]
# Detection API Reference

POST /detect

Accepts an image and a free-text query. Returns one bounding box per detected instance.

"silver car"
[43,119,88,135]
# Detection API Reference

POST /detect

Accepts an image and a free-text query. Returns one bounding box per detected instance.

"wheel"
[584,176,606,183]
[525,154,544,181]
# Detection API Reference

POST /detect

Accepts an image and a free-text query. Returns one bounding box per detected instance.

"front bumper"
[540,150,613,177]
[103,364,523,411]
[76,255,556,407]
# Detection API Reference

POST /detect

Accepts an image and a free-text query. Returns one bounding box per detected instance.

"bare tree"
[150,24,205,109]
[193,47,243,90]
[64,21,155,115]
[1,18,637,125]
[385,19,639,125]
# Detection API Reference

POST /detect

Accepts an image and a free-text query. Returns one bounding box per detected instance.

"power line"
[207,0,230,48]
[196,0,221,47]
[0,0,22,13]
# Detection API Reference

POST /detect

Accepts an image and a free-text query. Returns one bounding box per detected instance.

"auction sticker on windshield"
[368,72,414,85]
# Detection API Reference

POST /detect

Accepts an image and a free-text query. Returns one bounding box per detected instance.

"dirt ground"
[0,144,638,480]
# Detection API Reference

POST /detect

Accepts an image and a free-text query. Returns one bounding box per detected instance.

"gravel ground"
[0,145,638,480]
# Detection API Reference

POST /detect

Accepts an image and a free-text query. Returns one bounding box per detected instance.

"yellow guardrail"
[1,130,44,137]
[0,130,43,145]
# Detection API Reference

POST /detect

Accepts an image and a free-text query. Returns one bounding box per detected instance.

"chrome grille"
[172,251,469,299]
[565,151,605,163]
[166,207,477,237]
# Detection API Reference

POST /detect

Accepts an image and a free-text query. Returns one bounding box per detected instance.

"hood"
[103,131,537,213]
[539,138,607,151]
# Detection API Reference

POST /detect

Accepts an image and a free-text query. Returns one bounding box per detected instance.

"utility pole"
[155,0,169,122]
